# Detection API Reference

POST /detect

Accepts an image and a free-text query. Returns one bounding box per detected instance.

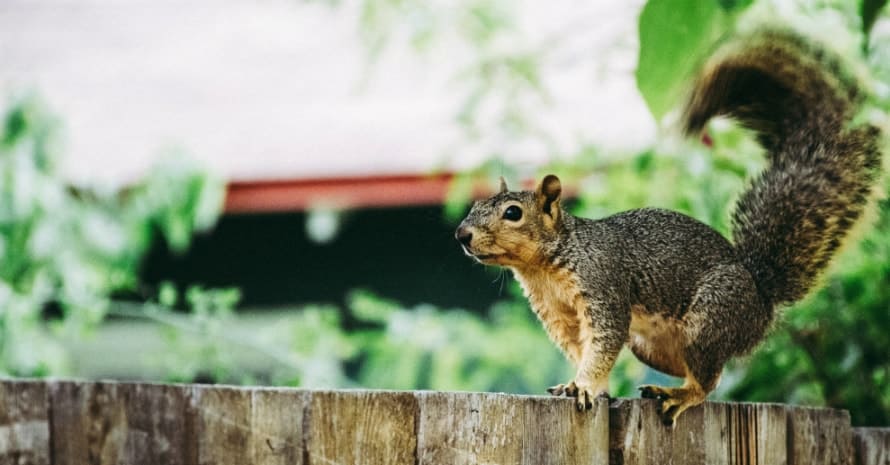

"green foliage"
[572,122,763,236]
[115,286,354,387]
[636,0,747,122]
[0,97,225,376]
[129,286,648,397]
[861,0,889,51]
[350,289,576,393]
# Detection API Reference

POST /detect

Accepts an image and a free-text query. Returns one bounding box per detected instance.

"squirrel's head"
[455,174,563,268]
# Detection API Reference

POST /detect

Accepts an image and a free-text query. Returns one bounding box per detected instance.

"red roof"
[225,174,457,213]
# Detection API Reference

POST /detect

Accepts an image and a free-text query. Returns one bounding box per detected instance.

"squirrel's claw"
[576,390,593,412]
[563,382,579,398]
[638,384,707,427]
[638,384,669,400]
[549,381,608,411]
[546,381,576,397]
[574,387,609,411]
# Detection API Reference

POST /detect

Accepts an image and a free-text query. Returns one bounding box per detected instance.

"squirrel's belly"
[628,305,689,377]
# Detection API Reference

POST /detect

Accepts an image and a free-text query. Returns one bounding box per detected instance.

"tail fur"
[683,30,883,306]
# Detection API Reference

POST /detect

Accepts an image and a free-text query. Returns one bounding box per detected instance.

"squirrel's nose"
[455,226,473,246]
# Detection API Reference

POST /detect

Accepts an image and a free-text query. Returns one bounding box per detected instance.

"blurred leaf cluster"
[134,284,650,398]
[0,97,225,376]
[349,289,574,393]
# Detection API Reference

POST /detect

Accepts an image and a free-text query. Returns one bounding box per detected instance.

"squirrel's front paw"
[548,381,608,411]
[572,381,609,412]
[546,381,577,397]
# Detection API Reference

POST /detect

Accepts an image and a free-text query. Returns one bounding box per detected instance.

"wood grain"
[249,387,307,465]
[854,428,890,465]
[306,390,418,465]
[609,399,788,464]
[788,406,853,465]
[0,380,50,465]
[415,392,608,465]
[48,381,196,465]
[194,384,253,465]
[1,380,885,464]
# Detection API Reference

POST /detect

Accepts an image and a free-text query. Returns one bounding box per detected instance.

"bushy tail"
[683,30,883,306]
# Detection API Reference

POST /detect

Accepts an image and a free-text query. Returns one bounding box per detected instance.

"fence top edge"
[853,427,890,433]
[0,377,856,415]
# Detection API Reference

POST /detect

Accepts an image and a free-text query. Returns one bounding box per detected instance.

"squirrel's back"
[684,30,883,306]
[592,207,737,317]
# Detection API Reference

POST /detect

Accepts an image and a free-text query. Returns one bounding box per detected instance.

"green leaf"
[861,0,888,52]
[2,105,28,147]
[348,289,399,323]
[636,0,737,121]
[158,281,178,308]
[717,0,753,11]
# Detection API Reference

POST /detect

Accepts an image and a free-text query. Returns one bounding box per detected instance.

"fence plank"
[854,428,890,465]
[249,388,307,465]
[49,381,127,465]
[0,380,50,465]
[416,392,608,465]
[306,390,418,465]
[49,381,197,465]
[121,382,197,465]
[609,399,788,465]
[520,395,608,464]
[788,406,853,465]
[194,385,254,465]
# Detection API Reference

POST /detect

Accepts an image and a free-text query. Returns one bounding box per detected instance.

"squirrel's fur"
[455,30,882,426]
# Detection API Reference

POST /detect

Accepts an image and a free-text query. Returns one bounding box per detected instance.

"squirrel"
[454,29,883,426]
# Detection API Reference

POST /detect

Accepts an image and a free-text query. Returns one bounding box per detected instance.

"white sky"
[0,0,655,186]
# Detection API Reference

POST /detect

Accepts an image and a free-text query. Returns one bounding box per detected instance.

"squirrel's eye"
[502,205,523,221]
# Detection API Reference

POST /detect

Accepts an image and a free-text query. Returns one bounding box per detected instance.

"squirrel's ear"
[537,174,561,215]
[499,176,508,193]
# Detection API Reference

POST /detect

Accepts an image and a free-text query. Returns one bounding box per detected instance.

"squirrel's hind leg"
[640,263,770,426]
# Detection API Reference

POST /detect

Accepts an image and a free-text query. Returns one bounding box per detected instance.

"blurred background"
[1,0,888,425]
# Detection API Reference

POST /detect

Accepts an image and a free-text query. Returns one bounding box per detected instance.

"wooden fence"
[1,379,888,465]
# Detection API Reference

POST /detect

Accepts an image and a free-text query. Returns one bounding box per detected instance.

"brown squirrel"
[454,30,883,426]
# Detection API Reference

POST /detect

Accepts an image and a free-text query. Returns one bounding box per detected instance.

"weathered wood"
[249,388,307,464]
[49,381,126,465]
[0,380,50,465]
[788,406,853,465]
[48,381,196,465]
[194,385,253,465]
[854,428,890,465]
[518,394,608,464]
[609,399,788,464]
[118,382,197,465]
[306,390,418,465]
[415,392,608,465]
[2,380,887,465]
